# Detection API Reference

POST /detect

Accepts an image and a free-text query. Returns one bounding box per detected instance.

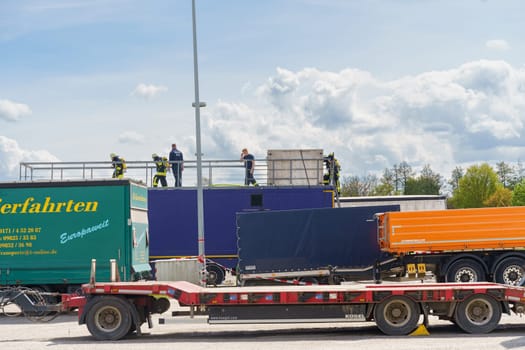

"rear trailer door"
[129,183,150,280]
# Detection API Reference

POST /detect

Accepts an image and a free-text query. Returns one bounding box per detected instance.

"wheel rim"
[382,300,412,327]
[502,265,524,286]
[94,306,122,332]
[206,265,225,285]
[207,270,218,284]
[454,268,477,282]
[464,298,493,326]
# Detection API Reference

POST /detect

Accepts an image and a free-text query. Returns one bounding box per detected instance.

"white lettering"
[60,219,110,244]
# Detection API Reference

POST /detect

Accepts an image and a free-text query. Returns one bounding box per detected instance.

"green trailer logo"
[0,196,99,214]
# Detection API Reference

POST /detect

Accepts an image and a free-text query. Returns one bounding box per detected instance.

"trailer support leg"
[422,303,429,328]
[374,261,381,284]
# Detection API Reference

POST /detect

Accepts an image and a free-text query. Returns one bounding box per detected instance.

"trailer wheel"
[86,296,133,341]
[454,294,501,334]
[206,264,225,286]
[374,296,420,335]
[494,258,525,286]
[446,260,485,283]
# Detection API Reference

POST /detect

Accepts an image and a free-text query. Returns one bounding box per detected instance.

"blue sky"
[1,0,525,184]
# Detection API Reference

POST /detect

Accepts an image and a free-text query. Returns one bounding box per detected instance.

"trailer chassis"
[0,286,62,320]
[55,280,525,341]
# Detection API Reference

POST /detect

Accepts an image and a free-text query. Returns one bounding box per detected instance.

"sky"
[1,0,525,184]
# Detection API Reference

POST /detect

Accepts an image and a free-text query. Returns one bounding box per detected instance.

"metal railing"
[18,157,328,188]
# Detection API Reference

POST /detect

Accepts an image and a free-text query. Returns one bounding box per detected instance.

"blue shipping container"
[148,186,334,268]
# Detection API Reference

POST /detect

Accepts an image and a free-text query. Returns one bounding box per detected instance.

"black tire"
[454,294,501,334]
[86,296,133,341]
[206,264,225,285]
[494,257,525,286]
[374,296,420,335]
[446,260,485,283]
[127,323,137,336]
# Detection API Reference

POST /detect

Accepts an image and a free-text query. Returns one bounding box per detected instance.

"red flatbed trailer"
[61,280,525,340]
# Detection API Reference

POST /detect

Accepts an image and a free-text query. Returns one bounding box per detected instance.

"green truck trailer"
[0,179,150,293]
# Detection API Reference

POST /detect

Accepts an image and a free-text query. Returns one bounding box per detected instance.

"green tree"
[404,165,442,195]
[372,182,395,196]
[448,166,463,193]
[496,161,515,189]
[341,176,360,197]
[341,174,378,197]
[450,163,500,208]
[516,160,525,184]
[511,178,525,206]
[483,186,512,207]
[374,168,396,195]
[393,161,413,193]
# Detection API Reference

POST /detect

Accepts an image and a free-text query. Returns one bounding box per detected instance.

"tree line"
[340,161,525,208]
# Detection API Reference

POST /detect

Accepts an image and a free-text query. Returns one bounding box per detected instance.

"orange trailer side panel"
[377,206,525,254]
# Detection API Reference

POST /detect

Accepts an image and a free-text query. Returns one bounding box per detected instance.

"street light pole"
[191,0,206,287]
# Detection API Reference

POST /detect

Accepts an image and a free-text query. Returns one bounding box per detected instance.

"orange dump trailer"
[377,206,525,253]
[376,206,525,286]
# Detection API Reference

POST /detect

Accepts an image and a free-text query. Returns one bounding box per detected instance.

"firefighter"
[152,153,168,187]
[323,152,341,194]
[110,153,126,179]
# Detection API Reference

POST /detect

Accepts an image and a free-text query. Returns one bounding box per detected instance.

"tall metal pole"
[192,0,206,286]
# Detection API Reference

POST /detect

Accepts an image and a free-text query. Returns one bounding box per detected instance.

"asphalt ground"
[3,302,525,350]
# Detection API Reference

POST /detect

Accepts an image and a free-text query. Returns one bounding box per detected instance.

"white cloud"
[0,99,32,121]
[118,131,145,144]
[0,136,60,181]
[203,60,525,178]
[486,39,510,51]
[3,60,523,183]
[131,83,168,99]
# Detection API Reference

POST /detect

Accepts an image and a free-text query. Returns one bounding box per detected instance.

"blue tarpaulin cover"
[237,205,400,273]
